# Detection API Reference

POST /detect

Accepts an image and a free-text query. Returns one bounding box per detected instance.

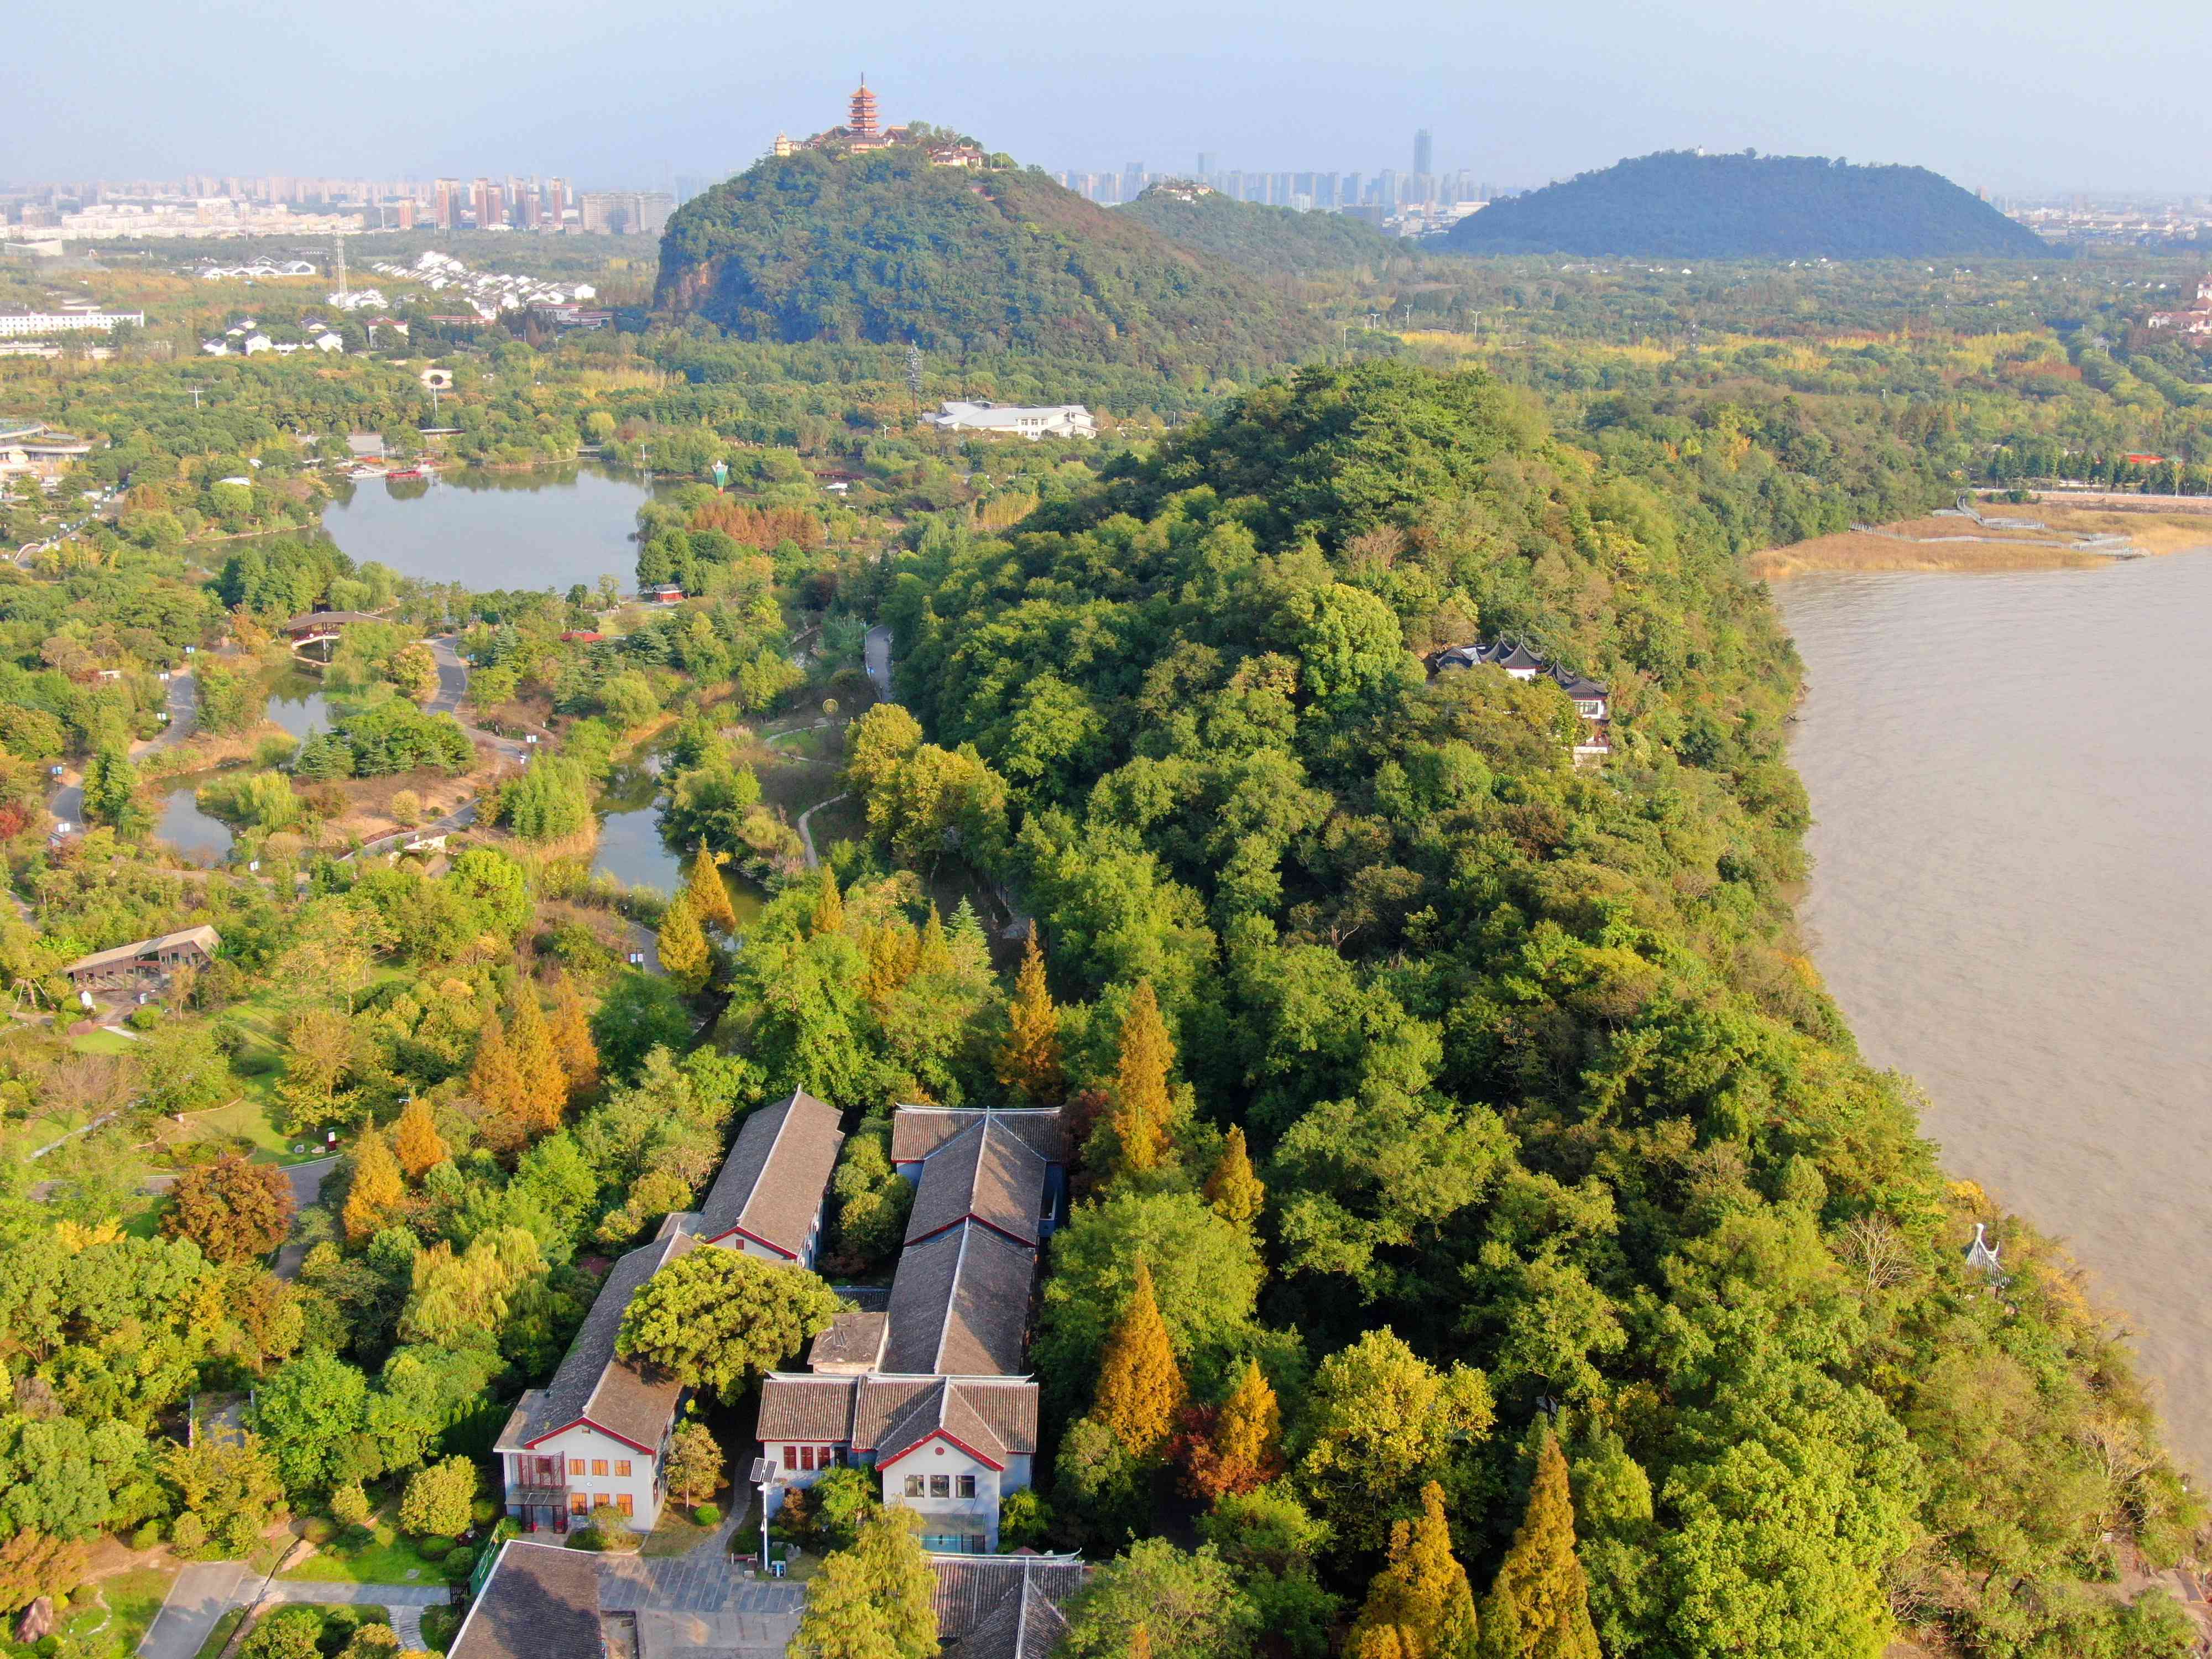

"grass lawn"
[64,1566,176,1659]
[640,1504,721,1559]
[281,1533,444,1587]
[192,1606,248,1659]
[71,1029,139,1056]
[182,1097,317,1163]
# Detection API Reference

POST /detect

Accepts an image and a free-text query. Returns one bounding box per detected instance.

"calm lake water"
[265,671,330,739]
[1781,555,2212,1473]
[322,464,654,593]
[155,775,234,864]
[588,754,764,927]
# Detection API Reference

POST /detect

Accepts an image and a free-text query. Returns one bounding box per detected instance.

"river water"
[322,464,655,592]
[1781,556,2212,1473]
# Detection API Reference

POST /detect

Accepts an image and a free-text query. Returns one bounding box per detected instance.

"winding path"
[795,794,849,872]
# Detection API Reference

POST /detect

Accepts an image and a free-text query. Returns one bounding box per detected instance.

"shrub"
[300,1517,337,1546]
[129,1521,163,1551]
[418,1608,461,1651]
[693,1504,721,1527]
[587,1505,639,1552]
[469,1498,498,1526]
[444,1546,476,1581]
[169,1512,207,1554]
[328,1485,372,1531]
[415,1536,453,1560]
[398,1457,476,1538]
[389,790,423,827]
[127,1003,163,1031]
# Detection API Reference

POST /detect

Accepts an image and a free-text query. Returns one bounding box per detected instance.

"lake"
[265,670,330,738]
[155,775,234,864]
[588,754,764,927]
[1781,554,2212,1474]
[322,463,656,593]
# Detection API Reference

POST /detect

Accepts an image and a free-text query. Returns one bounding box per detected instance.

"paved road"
[427,636,525,760]
[864,624,895,704]
[137,1562,248,1659]
[795,794,848,872]
[136,670,200,758]
[271,1156,339,1279]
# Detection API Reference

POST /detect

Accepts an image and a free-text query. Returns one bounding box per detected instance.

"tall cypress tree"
[509,989,566,1131]
[996,925,1064,1104]
[467,1010,529,1136]
[658,890,713,994]
[811,870,846,937]
[686,838,739,933]
[549,971,600,1098]
[393,1097,447,1180]
[1482,1433,1599,1659]
[1203,1125,1265,1229]
[1350,1481,1479,1659]
[342,1128,405,1243]
[1092,1257,1185,1458]
[1186,1356,1285,1499]
[1108,980,1174,1175]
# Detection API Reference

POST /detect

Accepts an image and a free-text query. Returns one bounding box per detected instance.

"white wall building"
[0,310,146,338]
[924,400,1097,440]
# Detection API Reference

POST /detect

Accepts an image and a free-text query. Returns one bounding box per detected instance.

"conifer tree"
[549,972,600,1098]
[687,838,739,933]
[659,890,713,995]
[468,1010,528,1131]
[1482,1434,1599,1659]
[915,904,952,977]
[1350,1481,1479,1659]
[341,1128,405,1243]
[1109,980,1175,1175]
[509,989,566,1132]
[811,870,845,937]
[393,1097,447,1180]
[996,925,1064,1104]
[1129,1627,1152,1659]
[1092,1257,1184,1458]
[1186,1357,1284,1499]
[1204,1125,1265,1229]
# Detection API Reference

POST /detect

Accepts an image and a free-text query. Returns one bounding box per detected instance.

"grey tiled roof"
[755,1374,1039,1458]
[933,1556,1088,1646]
[904,1116,1048,1248]
[495,1231,691,1453]
[807,1309,888,1370]
[697,1090,844,1256]
[877,1376,1008,1468]
[891,1106,1067,1167]
[954,1574,1073,1659]
[880,1220,1036,1376]
[450,1542,602,1659]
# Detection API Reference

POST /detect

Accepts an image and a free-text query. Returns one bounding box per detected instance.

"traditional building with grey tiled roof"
[695,1089,844,1266]
[449,1541,604,1659]
[881,1219,1037,1376]
[934,1554,1088,1657]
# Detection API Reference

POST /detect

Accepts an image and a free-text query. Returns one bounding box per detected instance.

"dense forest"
[655,148,1328,373]
[1448,151,2053,260]
[1119,186,1400,277]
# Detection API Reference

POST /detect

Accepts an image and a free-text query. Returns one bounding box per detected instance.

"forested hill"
[1447,150,2052,259]
[872,360,2196,1657]
[1119,184,1400,276]
[655,149,1329,375]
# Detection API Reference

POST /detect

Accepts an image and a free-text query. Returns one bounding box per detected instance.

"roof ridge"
[736,1093,801,1233]
[935,1222,975,1371]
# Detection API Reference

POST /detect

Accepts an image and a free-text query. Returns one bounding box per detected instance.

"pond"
[321,463,661,594]
[155,775,235,864]
[589,757,764,926]
[264,670,331,739]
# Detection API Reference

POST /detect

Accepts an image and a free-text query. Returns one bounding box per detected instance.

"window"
[592,1459,608,1477]
[568,1458,586,1476]
[904,1475,924,1498]
[614,1460,632,1478]
[784,1447,798,1470]
[569,1494,588,1515]
[929,1474,950,1498]
[617,1495,633,1517]
[956,1475,976,1499]
[595,1493,611,1510]
[800,1447,816,1472]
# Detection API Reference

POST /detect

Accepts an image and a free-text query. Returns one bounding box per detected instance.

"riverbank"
[1750,503,2212,581]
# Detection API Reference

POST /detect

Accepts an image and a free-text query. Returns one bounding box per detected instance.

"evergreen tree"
[341,1128,405,1243]
[80,743,140,831]
[1092,1257,1184,1458]
[509,989,567,1132]
[1129,1628,1152,1659]
[996,924,1065,1104]
[791,1507,937,1659]
[811,870,845,937]
[1483,1434,1599,1659]
[393,1097,447,1180]
[549,972,600,1098]
[666,1420,726,1507]
[1204,1125,1264,1229]
[1350,1482,1479,1659]
[1109,980,1175,1175]
[467,1011,529,1136]
[1185,1357,1284,1499]
[687,838,740,933]
[659,890,713,994]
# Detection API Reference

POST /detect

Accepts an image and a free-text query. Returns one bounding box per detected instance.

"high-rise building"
[546,178,569,225]
[1413,128,1433,178]
[433,178,461,231]
[1122,161,1145,204]
[1197,152,1213,180]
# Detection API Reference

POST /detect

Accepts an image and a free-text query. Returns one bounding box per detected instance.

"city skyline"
[15,0,2212,197]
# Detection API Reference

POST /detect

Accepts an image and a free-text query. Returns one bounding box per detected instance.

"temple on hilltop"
[771,79,987,169]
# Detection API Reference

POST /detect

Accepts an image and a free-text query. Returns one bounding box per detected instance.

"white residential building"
[924,400,1097,440]
[0,310,147,338]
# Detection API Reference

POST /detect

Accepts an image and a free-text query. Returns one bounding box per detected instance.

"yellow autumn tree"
[995,925,1064,1104]
[811,870,846,937]
[1481,1434,1599,1659]
[510,990,566,1133]
[549,972,599,1098]
[393,1097,447,1180]
[1108,980,1175,1176]
[468,1010,529,1145]
[658,890,713,995]
[1092,1257,1184,1458]
[342,1128,406,1243]
[1350,1481,1479,1659]
[1185,1357,1284,1499]
[1204,1125,1265,1229]
[686,838,739,934]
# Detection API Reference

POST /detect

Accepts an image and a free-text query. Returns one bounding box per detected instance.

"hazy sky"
[17,0,2211,195]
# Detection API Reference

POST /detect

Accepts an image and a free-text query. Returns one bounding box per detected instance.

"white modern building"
[924,400,1097,440]
[0,310,146,338]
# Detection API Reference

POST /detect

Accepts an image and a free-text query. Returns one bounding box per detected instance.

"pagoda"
[848,76,880,142]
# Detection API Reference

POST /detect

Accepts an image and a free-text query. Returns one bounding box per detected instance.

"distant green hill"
[1446,150,2051,260]
[656,149,1327,374]
[1119,186,1400,276]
